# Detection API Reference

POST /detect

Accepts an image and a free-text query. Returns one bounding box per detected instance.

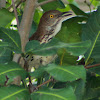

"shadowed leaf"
[69,4,89,17]
[25,38,91,56]
[45,64,86,82]
[0,47,12,63]
[82,6,100,65]
[0,61,27,85]
[0,86,30,100]
[0,8,14,27]
[38,0,65,11]
[31,86,76,100]
[0,28,21,53]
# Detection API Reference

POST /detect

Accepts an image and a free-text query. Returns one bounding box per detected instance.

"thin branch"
[12,0,20,30]
[29,78,54,93]
[37,78,53,89]
[85,63,100,69]
[37,0,56,7]
[8,0,17,10]
[13,0,37,62]
[16,0,26,9]
[8,0,26,10]
[84,0,93,13]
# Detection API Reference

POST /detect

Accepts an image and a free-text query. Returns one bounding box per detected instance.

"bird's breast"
[53,21,62,36]
[40,22,62,44]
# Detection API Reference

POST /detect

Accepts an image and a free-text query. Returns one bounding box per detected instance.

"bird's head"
[39,10,72,26]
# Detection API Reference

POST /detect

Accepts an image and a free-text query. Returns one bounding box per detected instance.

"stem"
[8,0,17,10]
[60,49,66,66]
[85,63,100,69]
[84,0,93,13]
[16,0,26,9]
[37,78,53,89]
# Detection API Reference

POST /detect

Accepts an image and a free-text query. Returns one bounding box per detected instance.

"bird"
[25,10,72,70]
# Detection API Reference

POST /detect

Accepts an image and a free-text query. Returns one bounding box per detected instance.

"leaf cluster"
[0,0,100,100]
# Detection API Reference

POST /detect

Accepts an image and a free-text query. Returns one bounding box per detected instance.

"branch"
[16,0,26,9]
[12,0,20,30]
[19,0,37,52]
[37,0,56,7]
[8,0,17,10]
[13,0,37,62]
[85,63,100,69]
[37,78,53,89]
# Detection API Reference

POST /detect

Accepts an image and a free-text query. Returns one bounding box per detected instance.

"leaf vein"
[34,91,67,100]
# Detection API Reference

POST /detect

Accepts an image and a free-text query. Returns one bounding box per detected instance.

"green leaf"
[0,28,21,53]
[0,85,30,100]
[0,41,12,48]
[57,49,78,65]
[0,8,14,27]
[69,4,89,17]
[84,87,100,100]
[57,5,71,12]
[30,66,46,78]
[67,0,79,7]
[33,9,43,25]
[82,6,100,65]
[71,41,90,56]
[86,73,100,89]
[91,0,100,8]
[68,80,85,100]
[65,40,91,56]
[25,38,58,56]
[25,38,91,56]
[0,61,28,85]
[55,16,88,65]
[0,48,12,63]
[31,86,76,100]
[56,16,87,43]
[29,21,37,38]
[38,0,65,11]
[89,66,100,75]
[45,64,86,82]
[84,72,100,99]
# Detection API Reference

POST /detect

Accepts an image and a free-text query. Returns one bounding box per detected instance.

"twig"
[8,0,26,10]
[85,63,100,69]
[37,78,53,89]
[37,0,56,7]
[16,0,26,9]
[4,76,9,86]
[29,78,54,93]
[8,0,17,10]
[84,0,93,12]
[12,0,20,30]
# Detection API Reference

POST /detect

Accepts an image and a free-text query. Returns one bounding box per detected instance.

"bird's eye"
[50,15,54,18]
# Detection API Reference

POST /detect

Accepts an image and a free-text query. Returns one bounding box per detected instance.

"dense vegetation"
[0,0,100,100]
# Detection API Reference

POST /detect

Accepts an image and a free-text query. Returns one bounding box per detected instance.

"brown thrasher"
[25,10,72,69]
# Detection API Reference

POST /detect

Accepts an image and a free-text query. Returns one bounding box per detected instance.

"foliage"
[0,0,100,100]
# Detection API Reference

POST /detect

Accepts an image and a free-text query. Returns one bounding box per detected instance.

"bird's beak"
[58,11,72,18]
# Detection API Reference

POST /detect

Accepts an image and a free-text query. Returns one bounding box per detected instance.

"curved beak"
[58,11,72,18]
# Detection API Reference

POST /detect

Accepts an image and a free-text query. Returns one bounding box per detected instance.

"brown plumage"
[25,10,72,69]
